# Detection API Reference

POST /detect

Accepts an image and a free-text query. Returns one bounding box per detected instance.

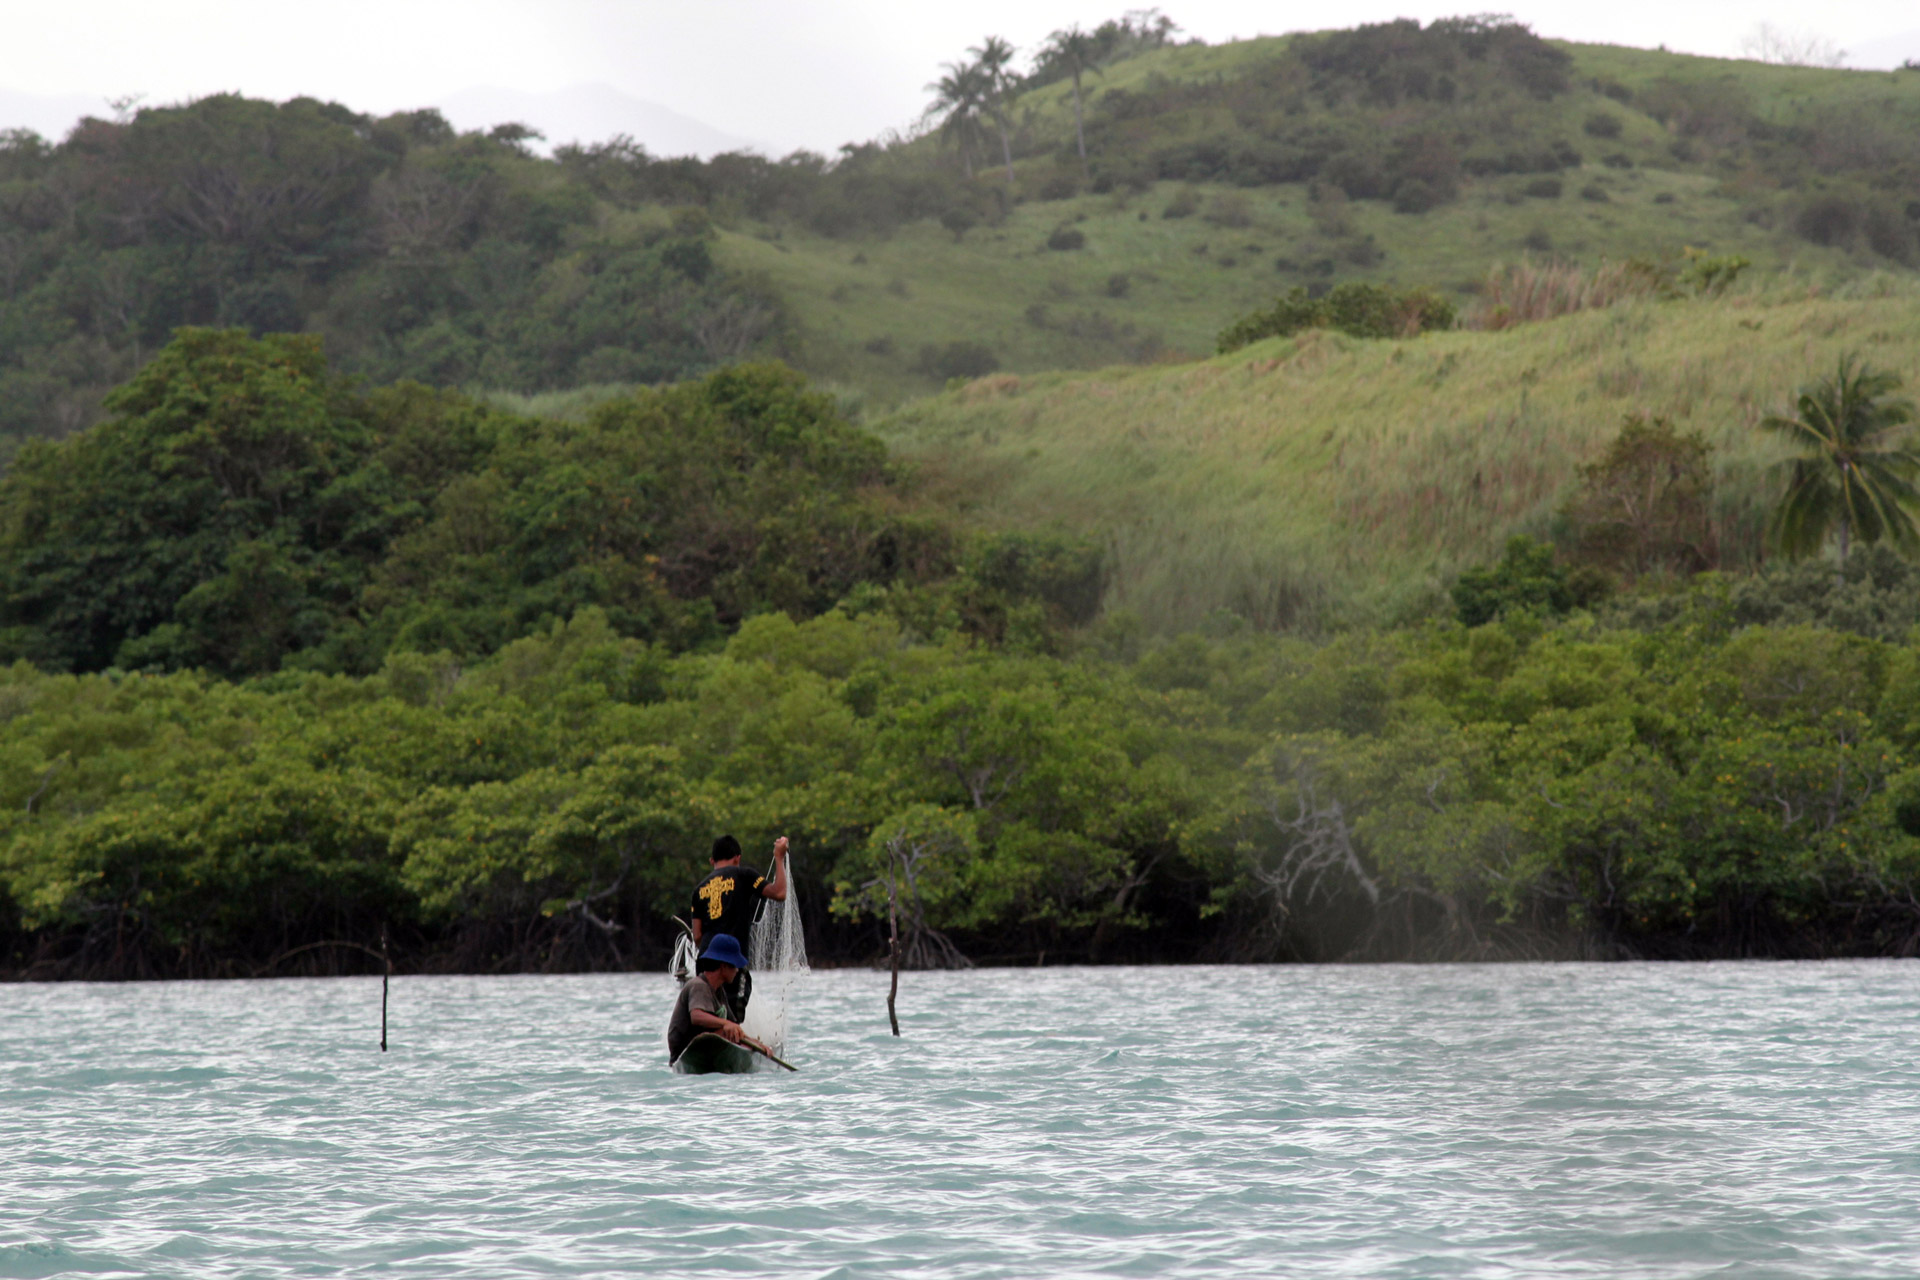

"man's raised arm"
[764,836,790,902]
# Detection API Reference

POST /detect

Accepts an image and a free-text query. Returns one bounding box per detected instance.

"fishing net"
[743,873,809,1057]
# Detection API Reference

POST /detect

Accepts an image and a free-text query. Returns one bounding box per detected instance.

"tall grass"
[1467,258,1668,330]
[877,291,1920,634]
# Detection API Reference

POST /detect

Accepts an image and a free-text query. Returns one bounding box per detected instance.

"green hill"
[10,20,1920,973]
[3,18,1920,450]
[725,21,1920,400]
[874,279,1920,633]
[722,164,1834,404]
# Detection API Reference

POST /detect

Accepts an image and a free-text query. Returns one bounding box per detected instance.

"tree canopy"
[0,330,960,677]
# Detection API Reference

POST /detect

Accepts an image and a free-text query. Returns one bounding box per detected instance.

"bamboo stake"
[886,852,901,1037]
[380,924,390,1053]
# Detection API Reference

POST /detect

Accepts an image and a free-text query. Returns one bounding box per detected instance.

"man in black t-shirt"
[690,834,789,947]
[688,834,789,1019]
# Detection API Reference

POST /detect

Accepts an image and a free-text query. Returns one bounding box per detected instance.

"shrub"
[1865,203,1918,263]
[1203,192,1253,227]
[1524,177,1563,198]
[1037,173,1080,201]
[1344,235,1384,266]
[915,341,999,381]
[1583,112,1623,139]
[940,208,979,242]
[1601,153,1633,169]
[1795,195,1862,247]
[1677,248,1749,295]
[1105,273,1132,298]
[1297,17,1572,104]
[1452,536,1610,626]
[1046,227,1087,251]
[1321,154,1388,200]
[1562,414,1716,577]
[961,531,1105,628]
[1579,183,1610,202]
[1217,282,1455,352]
[1393,180,1442,214]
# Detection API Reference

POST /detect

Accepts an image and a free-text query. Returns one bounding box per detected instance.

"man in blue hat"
[666,932,758,1064]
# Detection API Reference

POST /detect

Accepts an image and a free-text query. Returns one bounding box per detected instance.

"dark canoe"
[670,1032,759,1075]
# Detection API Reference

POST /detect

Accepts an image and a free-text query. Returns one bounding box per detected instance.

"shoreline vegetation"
[7,16,1920,977]
[7,324,1920,978]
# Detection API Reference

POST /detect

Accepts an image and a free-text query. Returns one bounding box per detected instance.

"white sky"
[6,1,1917,155]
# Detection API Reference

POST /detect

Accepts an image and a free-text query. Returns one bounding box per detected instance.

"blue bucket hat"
[699,932,749,971]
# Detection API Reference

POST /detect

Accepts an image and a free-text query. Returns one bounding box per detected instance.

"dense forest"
[12,530,1920,978]
[6,15,1920,977]
[6,327,1920,975]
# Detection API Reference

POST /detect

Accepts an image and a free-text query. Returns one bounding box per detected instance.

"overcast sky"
[5,1,1917,155]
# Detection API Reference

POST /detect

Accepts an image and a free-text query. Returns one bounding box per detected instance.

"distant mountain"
[434,84,765,159]
[0,88,111,141]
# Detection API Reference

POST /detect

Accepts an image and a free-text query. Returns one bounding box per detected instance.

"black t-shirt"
[690,864,766,947]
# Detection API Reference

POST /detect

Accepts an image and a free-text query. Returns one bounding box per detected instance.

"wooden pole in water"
[886,854,901,1037]
[380,924,390,1053]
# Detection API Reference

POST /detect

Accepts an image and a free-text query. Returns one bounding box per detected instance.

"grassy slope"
[714,40,1920,406]
[875,282,1920,633]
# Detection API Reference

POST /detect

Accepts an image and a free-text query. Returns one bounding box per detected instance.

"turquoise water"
[5,962,1920,1278]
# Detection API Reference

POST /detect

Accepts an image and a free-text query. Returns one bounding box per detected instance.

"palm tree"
[924,60,990,179]
[1043,25,1104,175]
[968,35,1019,183]
[1761,354,1920,570]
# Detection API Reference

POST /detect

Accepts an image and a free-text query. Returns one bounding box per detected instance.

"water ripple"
[6,963,1920,1277]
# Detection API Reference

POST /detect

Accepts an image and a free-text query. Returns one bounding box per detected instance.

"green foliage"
[1217,283,1455,351]
[1561,414,1715,578]
[0,333,962,676]
[1678,247,1749,295]
[13,588,1920,971]
[1024,10,1181,93]
[880,288,1920,638]
[3,34,1920,436]
[0,330,389,674]
[15,32,1920,977]
[915,341,1000,381]
[0,97,787,453]
[1605,545,1920,643]
[940,207,979,241]
[1761,356,1920,563]
[1081,18,1579,204]
[1452,536,1610,626]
